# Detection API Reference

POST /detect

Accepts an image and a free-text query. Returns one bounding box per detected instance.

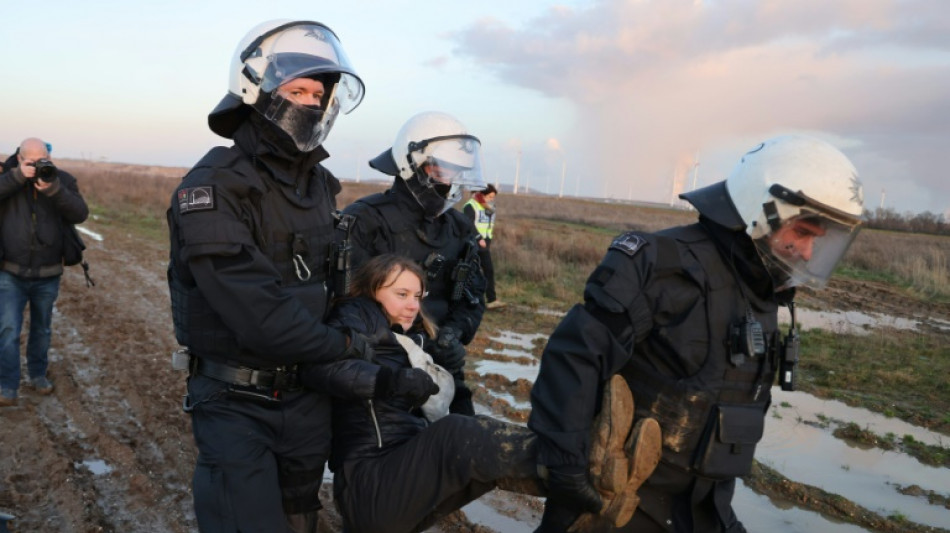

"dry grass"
[56,158,949,301]
[841,229,950,299]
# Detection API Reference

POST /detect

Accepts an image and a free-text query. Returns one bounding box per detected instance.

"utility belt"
[173,348,302,409]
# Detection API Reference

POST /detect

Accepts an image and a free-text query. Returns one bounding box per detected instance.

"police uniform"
[463,196,497,303]
[529,206,789,532]
[339,177,486,414]
[167,114,350,531]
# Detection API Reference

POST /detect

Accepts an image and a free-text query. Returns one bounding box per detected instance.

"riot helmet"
[682,135,864,290]
[208,19,365,151]
[369,111,486,217]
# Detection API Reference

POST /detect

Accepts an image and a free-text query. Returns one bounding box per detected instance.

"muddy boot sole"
[572,376,663,531]
[602,417,662,527]
[587,375,634,497]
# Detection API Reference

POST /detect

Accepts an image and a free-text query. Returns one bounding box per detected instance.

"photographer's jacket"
[529,218,787,532]
[0,165,88,278]
[340,179,485,344]
[166,115,348,370]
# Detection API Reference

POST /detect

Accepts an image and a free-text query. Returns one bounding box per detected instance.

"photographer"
[0,137,89,407]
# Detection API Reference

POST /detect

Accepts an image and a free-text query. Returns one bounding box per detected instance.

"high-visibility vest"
[465,198,494,239]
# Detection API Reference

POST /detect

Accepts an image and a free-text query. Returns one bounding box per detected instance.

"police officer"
[166,20,372,533]
[528,135,865,532]
[335,111,487,415]
[463,183,502,308]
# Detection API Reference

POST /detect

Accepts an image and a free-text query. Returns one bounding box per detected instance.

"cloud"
[452,0,950,214]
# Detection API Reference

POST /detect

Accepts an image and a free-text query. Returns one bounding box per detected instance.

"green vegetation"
[797,326,950,434]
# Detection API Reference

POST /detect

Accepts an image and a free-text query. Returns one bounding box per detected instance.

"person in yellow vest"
[463,184,503,309]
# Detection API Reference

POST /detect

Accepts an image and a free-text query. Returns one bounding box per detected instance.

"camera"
[32,159,58,183]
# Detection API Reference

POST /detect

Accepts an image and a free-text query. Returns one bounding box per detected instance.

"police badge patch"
[609,232,647,257]
[178,186,216,214]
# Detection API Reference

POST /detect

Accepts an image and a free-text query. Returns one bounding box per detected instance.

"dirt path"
[0,222,196,532]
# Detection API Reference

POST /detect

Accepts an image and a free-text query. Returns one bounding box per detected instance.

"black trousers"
[334,414,544,533]
[478,239,496,303]
[187,374,331,533]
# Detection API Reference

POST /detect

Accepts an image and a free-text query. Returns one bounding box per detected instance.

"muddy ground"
[0,218,947,532]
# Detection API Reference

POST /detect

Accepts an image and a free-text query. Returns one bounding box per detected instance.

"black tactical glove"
[388,368,439,407]
[431,326,466,372]
[342,330,375,362]
[544,466,603,515]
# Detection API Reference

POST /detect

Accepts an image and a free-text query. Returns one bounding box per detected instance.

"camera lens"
[34,159,57,182]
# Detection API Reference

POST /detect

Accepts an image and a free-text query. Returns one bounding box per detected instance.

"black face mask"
[255,93,329,152]
[405,174,453,218]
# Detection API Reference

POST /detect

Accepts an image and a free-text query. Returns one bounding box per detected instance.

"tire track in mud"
[0,222,196,532]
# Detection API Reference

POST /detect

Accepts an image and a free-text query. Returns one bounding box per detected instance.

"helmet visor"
[415,135,485,190]
[248,22,364,113]
[755,213,861,290]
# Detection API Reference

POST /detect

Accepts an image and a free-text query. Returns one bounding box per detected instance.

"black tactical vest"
[618,224,781,479]
[168,147,337,367]
[350,193,472,325]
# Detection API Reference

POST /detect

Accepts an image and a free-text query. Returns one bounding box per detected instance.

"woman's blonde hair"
[349,254,437,338]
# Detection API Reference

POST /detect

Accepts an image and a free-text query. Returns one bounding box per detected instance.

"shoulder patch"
[178,186,216,214]
[609,232,647,257]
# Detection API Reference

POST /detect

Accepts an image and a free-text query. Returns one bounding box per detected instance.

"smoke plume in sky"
[452,0,950,215]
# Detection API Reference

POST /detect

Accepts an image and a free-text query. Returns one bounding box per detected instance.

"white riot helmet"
[682,135,864,290]
[369,111,486,217]
[208,19,365,151]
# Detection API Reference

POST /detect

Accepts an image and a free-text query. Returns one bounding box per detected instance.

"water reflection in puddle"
[474,360,540,383]
[77,459,112,476]
[778,307,919,335]
[733,481,870,533]
[760,390,950,529]
[490,331,547,350]
[484,347,536,360]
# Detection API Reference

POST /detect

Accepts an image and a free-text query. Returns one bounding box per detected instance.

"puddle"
[733,481,871,533]
[931,317,950,332]
[770,389,946,448]
[778,307,919,335]
[455,499,536,532]
[473,360,541,383]
[78,459,113,476]
[482,389,531,411]
[490,331,547,350]
[760,389,950,529]
[484,347,536,360]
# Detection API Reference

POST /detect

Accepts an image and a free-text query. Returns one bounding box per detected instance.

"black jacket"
[301,296,430,472]
[166,113,348,369]
[0,162,89,278]
[340,178,486,344]
[529,219,786,532]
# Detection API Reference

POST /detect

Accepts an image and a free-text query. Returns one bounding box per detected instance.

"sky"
[2,0,948,217]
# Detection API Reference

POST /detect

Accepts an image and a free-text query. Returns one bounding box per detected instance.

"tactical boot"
[583,375,662,528]
[602,417,662,527]
[587,375,634,497]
